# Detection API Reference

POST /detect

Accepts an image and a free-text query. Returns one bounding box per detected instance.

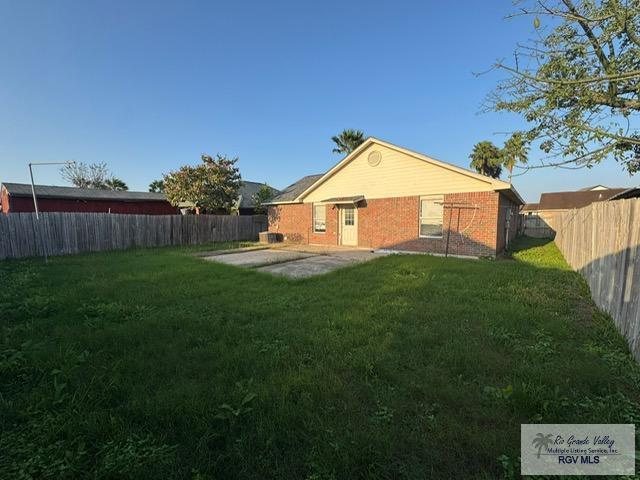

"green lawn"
[1,238,639,479]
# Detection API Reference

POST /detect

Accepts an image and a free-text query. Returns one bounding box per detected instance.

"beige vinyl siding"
[302,144,496,203]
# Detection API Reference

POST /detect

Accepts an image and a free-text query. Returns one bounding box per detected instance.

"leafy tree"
[469,141,503,178]
[485,0,640,173]
[60,162,128,190]
[252,184,277,214]
[331,129,365,155]
[502,132,529,182]
[163,154,242,214]
[148,179,165,193]
[104,177,128,191]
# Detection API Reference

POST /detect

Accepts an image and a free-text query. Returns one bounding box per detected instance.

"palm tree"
[331,129,365,155]
[532,433,553,458]
[104,177,128,191]
[469,141,503,178]
[502,132,529,183]
[149,179,165,193]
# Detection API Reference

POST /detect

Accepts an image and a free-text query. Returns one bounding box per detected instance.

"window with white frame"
[419,195,444,238]
[313,203,326,232]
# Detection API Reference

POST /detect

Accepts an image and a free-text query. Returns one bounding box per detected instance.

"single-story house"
[0,183,178,215]
[1,181,279,216]
[236,181,279,215]
[266,137,524,257]
[522,187,629,237]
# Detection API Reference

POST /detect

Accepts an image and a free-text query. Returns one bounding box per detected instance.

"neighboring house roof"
[3,181,279,210]
[1,182,167,202]
[522,203,540,212]
[176,180,280,209]
[268,137,524,205]
[236,181,280,209]
[579,185,609,191]
[269,174,324,203]
[608,186,640,200]
[537,188,627,210]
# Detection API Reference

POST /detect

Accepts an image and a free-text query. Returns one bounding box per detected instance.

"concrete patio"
[202,245,388,278]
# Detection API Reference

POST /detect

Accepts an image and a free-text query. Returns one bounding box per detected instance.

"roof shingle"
[538,188,627,210]
[2,183,167,202]
[236,181,280,208]
[269,174,324,203]
[2,181,280,208]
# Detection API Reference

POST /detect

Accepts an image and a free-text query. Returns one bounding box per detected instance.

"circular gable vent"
[367,150,382,167]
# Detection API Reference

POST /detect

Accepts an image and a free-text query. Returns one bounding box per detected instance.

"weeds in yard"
[78,302,152,327]
[417,402,439,427]
[97,434,177,479]
[497,454,520,480]
[214,379,258,430]
[371,402,394,425]
[483,384,514,402]
[1,238,640,478]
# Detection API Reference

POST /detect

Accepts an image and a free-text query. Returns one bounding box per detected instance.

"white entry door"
[340,206,358,246]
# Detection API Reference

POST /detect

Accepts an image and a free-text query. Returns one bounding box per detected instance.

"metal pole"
[29,163,48,262]
[444,206,454,258]
[27,160,73,263]
[28,163,40,219]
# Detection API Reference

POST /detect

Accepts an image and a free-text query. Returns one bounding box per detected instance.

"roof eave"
[496,185,525,205]
[262,200,303,206]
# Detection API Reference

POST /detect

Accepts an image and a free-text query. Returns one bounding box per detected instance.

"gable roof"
[237,181,280,208]
[538,188,627,210]
[270,138,524,205]
[3,181,279,209]
[269,174,324,204]
[1,182,167,202]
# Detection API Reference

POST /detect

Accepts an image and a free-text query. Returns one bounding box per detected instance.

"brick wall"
[269,191,513,256]
[268,203,338,245]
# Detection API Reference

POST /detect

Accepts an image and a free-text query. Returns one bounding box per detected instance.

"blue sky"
[1,0,637,202]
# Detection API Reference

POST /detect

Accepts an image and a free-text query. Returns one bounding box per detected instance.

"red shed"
[1,182,178,215]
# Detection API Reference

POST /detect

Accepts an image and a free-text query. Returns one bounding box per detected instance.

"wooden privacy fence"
[554,198,640,361]
[0,212,267,260]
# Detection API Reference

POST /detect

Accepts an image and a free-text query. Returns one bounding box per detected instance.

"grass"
[1,238,639,479]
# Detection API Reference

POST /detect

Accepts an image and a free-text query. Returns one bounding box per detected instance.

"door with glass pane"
[340,206,358,246]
